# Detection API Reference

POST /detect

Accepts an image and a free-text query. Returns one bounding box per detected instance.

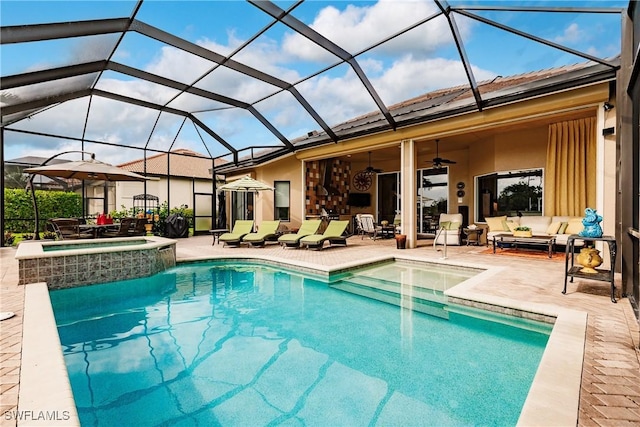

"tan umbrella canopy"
[24,151,147,239]
[218,175,274,192]
[25,157,147,181]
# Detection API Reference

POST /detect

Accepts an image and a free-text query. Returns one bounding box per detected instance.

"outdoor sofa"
[484,215,584,246]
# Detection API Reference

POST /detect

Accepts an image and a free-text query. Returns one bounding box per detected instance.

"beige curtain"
[545,117,597,216]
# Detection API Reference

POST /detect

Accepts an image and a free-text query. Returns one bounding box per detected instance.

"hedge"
[4,188,83,233]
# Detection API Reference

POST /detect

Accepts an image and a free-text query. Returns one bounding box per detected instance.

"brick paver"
[1,235,639,426]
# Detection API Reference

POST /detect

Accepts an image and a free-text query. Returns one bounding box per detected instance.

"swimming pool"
[50,260,550,426]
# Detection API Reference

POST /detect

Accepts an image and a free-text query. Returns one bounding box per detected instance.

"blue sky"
[0,0,627,165]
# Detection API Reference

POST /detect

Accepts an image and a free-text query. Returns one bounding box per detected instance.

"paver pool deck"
[1,234,639,426]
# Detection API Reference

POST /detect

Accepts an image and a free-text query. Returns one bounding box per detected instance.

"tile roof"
[118,149,222,179]
[215,60,616,173]
[333,60,613,131]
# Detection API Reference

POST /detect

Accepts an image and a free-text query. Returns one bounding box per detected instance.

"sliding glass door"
[377,173,399,224]
[417,168,448,233]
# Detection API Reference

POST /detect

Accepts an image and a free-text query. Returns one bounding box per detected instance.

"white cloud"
[3,0,530,165]
[282,0,465,62]
[554,23,584,45]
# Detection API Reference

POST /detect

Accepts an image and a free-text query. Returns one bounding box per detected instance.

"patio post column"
[399,139,417,248]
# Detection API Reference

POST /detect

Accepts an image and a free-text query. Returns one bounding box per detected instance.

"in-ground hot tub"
[15,236,177,289]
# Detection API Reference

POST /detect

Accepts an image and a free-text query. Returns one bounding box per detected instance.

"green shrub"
[4,188,82,233]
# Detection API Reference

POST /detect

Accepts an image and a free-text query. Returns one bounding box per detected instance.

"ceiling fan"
[363,151,383,174]
[426,139,456,168]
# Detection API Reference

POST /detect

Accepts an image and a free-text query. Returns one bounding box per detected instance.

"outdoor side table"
[380,225,396,239]
[563,235,618,303]
[463,228,483,246]
[209,228,228,245]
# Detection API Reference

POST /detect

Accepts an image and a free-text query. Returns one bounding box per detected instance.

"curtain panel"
[545,117,597,216]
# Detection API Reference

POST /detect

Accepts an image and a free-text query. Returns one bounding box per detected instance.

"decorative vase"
[578,207,603,238]
[395,234,407,249]
[576,247,603,274]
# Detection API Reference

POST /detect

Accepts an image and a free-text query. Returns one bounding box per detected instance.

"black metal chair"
[129,218,148,236]
[48,218,94,240]
[102,218,135,238]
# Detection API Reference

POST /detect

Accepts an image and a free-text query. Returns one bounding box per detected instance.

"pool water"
[50,260,550,426]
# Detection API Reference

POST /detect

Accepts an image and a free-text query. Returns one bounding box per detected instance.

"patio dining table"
[79,223,119,238]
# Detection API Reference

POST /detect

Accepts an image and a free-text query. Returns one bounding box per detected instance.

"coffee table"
[492,233,556,258]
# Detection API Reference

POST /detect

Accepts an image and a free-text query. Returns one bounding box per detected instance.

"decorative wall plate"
[353,171,372,191]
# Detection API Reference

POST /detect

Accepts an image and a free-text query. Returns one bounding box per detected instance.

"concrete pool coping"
[14,236,175,259]
[19,253,585,426]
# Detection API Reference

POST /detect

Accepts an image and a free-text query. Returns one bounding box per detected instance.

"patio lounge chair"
[355,213,381,240]
[242,220,281,247]
[218,220,254,247]
[300,220,350,250]
[277,219,322,248]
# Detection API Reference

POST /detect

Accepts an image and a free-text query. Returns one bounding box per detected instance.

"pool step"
[330,276,448,319]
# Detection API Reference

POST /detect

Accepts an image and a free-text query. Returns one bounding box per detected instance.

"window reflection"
[476,169,543,221]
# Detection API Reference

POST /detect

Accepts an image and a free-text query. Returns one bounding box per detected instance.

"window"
[274,181,290,221]
[232,191,254,221]
[476,169,543,222]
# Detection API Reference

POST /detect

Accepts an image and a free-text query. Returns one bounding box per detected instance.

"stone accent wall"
[305,159,351,216]
[18,244,176,289]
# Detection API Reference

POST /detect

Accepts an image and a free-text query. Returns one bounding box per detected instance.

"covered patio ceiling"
[0,1,625,172]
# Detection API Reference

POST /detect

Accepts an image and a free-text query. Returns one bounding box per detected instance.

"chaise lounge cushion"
[300,220,349,250]
[219,220,254,246]
[277,219,322,247]
[242,220,281,246]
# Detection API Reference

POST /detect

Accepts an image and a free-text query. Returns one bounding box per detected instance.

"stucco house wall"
[246,81,614,245]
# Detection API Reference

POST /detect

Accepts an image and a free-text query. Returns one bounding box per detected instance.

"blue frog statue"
[578,207,603,238]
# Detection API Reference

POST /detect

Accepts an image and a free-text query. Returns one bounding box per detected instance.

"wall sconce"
[603,102,614,111]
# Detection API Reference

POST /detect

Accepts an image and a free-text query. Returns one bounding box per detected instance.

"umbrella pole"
[27,176,40,240]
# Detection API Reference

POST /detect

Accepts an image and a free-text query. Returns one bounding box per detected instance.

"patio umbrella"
[25,157,147,181]
[218,175,274,192]
[24,152,147,239]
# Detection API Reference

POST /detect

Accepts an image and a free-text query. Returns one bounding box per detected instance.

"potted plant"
[513,226,532,238]
[42,231,58,240]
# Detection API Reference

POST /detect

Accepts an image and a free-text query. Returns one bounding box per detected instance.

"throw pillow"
[546,221,561,234]
[485,216,507,232]
[565,219,583,235]
[504,220,519,233]
[558,222,569,234]
[440,221,451,229]
[447,221,460,230]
